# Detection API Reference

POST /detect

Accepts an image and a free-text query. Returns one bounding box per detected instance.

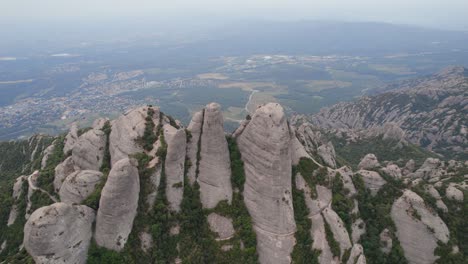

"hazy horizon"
[1,0,468,31]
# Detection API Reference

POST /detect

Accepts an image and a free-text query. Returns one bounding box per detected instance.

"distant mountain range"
[302,66,468,160]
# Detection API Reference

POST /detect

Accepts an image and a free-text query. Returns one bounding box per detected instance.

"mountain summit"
[0,101,466,264]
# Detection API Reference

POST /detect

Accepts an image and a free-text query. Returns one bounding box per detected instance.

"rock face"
[391,190,449,264]
[317,142,337,168]
[72,128,106,171]
[40,143,55,169]
[109,106,159,165]
[163,124,186,212]
[198,103,232,209]
[307,67,468,160]
[358,154,380,170]
[238,103,296,264]
[347,244,366,264]
[63,123,79,154]
[379,228,393,254]
[7,176,27,226]
[95,158,140,251]
[59,170,103,204]
[23,203,95,264]
[54,156,76,192]
[357,170,387,195]
[186,110,203,185]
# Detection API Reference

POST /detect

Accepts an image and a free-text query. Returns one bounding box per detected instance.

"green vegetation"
[291,166,320,264]
[100,121,112,173]
[329,134,435,169]
[331,172,354,233]
[434,185,467,263]
[0,180,28,261]
[36,135,66,195]
[353,174,408,264]
[324,217,341,258]
[136,107,158,151]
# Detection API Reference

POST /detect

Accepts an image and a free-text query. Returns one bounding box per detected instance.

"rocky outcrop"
[311,213,336,264]
[358,154,380,170]
[7,175,27,226]
[109,106,159,165]
[186,110,203,185]
[198,103,232,209]
[95,158,140,251]
[446,185,464,201]
[425,185,448,212]
[54,156,76,192]
[356,170,387,195]
[59,170,103,204]
[63,123,79,154]
[207,213,235,241]
[163,124,186,212]
[322,208,353,257]
[391,190,449,264]
[72,127,106,171]
[382,164,402,179]
[410,158,445,180]
[379,228,393,254]
[347,244,366,264]
[238,103,296,264]
[307,67,468,159]
[40,143,55,169]
[23,203,95,264]
[317,142,337,168]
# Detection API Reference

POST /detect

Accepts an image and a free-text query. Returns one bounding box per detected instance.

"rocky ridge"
[0,101,466,264]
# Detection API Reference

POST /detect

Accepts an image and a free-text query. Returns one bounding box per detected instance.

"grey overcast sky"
[1,0,468,30]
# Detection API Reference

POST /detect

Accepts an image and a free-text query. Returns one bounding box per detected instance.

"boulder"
[411,158,445,179]
[72,128,106,171]
[186,110,203,185]
[346,244,366,264]
[53,156,76,192]
[59,170,103,204]
[317,142,337,168]
[382,164,402,179]
[356,170,387,195]
[391,190,449,264]
[238,103,296,264]
[446,185,464,201]
[358,154,380,170]
[351,218,366,243]
[95,158,140,251]
[198,103,232,209]
[109,106,159,165]
[163,124,186,212]
[379,228,393,254]
[23,203,95,264]
[207,213,235,241]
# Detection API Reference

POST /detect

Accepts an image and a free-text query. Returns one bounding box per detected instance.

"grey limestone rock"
[163,124,186,212]
[59,170,103,204]
[238,103,296,264]
[95,158,140,251]
[198,103,232,209]
[23,203,95,264]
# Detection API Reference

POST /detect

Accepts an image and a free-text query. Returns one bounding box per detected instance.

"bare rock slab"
[24,203,95,264]
[95,158,140,251]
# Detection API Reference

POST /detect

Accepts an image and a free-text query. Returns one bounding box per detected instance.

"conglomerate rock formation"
[237,103,296,264]
[2,100,466,264]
